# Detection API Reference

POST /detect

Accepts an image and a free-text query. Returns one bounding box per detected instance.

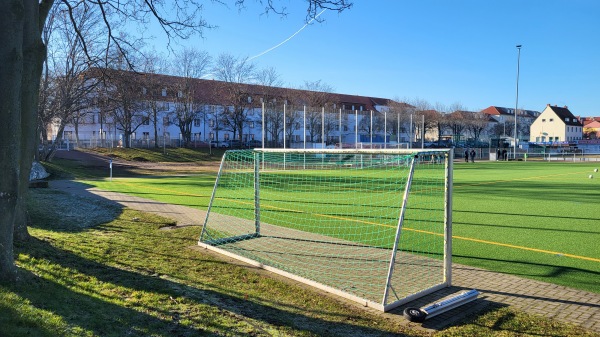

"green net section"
[199,149,449,309]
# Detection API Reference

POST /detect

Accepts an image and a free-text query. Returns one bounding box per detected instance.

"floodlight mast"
[514,44,522,159]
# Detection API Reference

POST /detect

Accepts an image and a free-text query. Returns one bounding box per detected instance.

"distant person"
[464,149,469,162]
[502,149,508,161]
[497,149,501,161]
[470,149,476,163]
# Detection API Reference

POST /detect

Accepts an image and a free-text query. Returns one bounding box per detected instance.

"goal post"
[199,148,453,312]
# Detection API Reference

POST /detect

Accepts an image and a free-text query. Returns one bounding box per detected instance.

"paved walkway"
[50,180,600,334]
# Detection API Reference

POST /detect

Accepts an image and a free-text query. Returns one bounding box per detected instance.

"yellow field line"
[259,201,600,263]
[450,234,600,263]
[100,177,599,263]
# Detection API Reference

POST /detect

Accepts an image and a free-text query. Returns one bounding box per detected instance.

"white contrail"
[248,9,327,61]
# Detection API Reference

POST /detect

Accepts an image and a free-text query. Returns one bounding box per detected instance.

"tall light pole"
[514,44,522,159]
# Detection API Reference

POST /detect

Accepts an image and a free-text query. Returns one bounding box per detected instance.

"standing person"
[464,149,469,162]
[502,149,507,161]
[470,149,476,163]
[497,148,502,161]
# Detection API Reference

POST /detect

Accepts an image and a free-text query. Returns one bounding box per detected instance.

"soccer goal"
[198,148,453,312]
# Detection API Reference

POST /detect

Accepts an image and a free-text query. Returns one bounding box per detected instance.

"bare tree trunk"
[14,1,46,243]
[44,122,67,162]
[0,1,24,283]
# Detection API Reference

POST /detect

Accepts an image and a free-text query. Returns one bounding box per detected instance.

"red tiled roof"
[88,68,404,112]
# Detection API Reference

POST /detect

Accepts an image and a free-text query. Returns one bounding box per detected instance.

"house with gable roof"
[529,104,583,143]
[481,106,540,141]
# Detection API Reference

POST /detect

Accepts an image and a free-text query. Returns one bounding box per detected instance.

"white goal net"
[199,148,453,311]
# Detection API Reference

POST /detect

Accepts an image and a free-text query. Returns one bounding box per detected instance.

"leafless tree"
[322,107,339,145]
[465,110,491,143]
[40,4,101,161]
[387,99,414,143]
[256,66,283,88]
[102,68,147,148]
[284,101,303,147]
[408,98,437,145]
[358,110,385,144]
[255,67,285,146]
[169,48,212,146]
[429,103,450,146]
[212,53,257,142]
[142,54,170,148]
[447,103,470,144]
[297,80,334,143]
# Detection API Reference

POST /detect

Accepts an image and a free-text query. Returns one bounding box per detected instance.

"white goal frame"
[199,148,453,312]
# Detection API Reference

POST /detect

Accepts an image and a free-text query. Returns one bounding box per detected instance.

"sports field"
[83,159,600,294]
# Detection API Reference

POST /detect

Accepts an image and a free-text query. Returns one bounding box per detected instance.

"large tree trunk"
[15,0,46,242]
[0,1,24,283]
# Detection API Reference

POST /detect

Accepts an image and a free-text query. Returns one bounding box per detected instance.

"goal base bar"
[203,233,260,246]
[198,240,449,312]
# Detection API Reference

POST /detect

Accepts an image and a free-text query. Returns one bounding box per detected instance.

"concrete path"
[50,180,600,334]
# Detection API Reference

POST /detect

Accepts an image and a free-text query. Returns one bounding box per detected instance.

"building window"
[542,119,546,122]
[249,121,254,128]
[178,91,183,98]
[143,132,149,140]
[161,88,167,97]
[549,118,553,122]
[224,134,230,140]
[209,119,214,127]
[193,118,200,127]
[194,133,201,140]
[163,117,170,126]
[64,131,73,140]
[143,117,150,125]
[209,132,214,140]
[565,118,570,122]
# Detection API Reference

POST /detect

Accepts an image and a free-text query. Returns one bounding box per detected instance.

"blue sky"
[142,1,599,116]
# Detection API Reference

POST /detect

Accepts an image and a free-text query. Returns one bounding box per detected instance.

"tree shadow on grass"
[10,237,423,337]
[28,185,124,233]
[453,254,600,292]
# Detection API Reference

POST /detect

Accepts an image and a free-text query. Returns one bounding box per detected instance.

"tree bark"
[15,0,46,242]
[0,0,24,283]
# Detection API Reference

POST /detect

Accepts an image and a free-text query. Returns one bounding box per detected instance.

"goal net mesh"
[199,149,452,311]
